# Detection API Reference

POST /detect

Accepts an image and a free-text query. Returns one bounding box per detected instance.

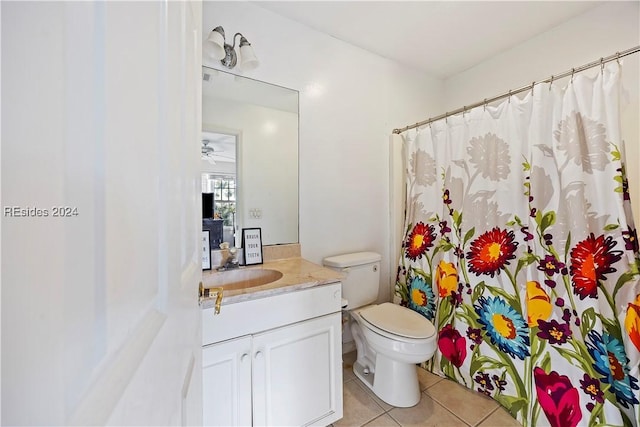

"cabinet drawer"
[203,282,341,346]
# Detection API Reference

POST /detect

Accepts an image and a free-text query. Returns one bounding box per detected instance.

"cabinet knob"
[333,290,340,299]
[241,353,249,362]
[255,351,263,359]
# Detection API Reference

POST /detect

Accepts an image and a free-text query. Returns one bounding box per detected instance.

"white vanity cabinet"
[202,282,343,426]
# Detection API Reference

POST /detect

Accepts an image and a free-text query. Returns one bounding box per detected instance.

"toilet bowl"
[322,252,437,408]
[350,303,436,407]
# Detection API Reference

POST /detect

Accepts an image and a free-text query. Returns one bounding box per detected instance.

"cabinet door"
[202,336,252,426]
[252,313,343,426]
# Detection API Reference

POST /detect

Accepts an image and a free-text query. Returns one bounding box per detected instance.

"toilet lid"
[360,303,435,339]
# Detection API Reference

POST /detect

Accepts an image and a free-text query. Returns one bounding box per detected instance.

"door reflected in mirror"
[202,67,298,248]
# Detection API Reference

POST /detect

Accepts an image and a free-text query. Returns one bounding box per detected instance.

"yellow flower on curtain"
[436,261,458,298]
[625,294,640,352]
[526,281,552,327]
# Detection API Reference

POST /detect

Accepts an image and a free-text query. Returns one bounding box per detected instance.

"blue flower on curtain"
[408,275,436,321]
[474,296,530,360]
[586,330,640,408]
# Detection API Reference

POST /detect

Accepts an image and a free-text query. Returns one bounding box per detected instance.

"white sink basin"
[205,268,283,291]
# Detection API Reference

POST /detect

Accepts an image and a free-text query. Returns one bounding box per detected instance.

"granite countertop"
[200,257,344,308]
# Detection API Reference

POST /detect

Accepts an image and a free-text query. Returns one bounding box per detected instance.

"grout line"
[380,412,401,427]
[350,379,387,426]
[423,390,473,427]
[471,406,499,427]
[432,399,472,427]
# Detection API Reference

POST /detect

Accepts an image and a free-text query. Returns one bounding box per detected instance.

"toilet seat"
[359,303,435,340]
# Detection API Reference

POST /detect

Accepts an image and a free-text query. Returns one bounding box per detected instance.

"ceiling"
[255,1,603,78]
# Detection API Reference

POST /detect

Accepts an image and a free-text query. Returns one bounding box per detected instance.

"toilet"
[323,252,437,408]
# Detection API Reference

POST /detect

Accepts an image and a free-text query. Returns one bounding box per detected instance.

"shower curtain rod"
[392,45,640,135]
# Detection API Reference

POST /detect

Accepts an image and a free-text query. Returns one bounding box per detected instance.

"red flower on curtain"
[405,222,436,260]
[569,233,622,299]
[466,227,518,277]
[438,325,467,368]
[534,367,582,427]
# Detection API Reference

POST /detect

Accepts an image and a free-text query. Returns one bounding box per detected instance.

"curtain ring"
[549,75,554,91]
[616,51,621,65]
[571,68,575,83]
[483,98,487,111]
[428,118,432,129]
[462,106,467,117]
[445,113,448,124]
[600,57,605,74]
[531,81,535,95]
[508,90,512,103]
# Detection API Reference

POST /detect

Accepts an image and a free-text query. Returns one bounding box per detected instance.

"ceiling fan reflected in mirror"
[202,139,216,164]
[201,132,236,164]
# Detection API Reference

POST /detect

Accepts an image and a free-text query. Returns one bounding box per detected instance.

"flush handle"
[373,265,378,272]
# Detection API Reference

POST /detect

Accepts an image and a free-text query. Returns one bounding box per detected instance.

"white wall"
[203,1,444,301]
[444,1,640,226]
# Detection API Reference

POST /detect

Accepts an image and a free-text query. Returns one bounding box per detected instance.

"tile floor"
[333,351,523,427]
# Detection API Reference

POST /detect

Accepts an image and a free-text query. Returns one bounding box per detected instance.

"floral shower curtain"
[396,62,640,427]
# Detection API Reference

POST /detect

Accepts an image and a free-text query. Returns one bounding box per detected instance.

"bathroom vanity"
[201,258,344,426]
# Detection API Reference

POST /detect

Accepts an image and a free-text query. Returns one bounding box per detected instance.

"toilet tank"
[323,252,381,309]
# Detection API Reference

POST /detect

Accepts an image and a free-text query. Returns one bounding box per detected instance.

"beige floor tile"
[363,413,401,427]
[343,351,357,381]
[424,379,497,426]
[476,406,522,427]
[387,393,467,427]
[350,376,394,412]
[335,379,385,427]
[417,367,443,391]
[343,351,357,363]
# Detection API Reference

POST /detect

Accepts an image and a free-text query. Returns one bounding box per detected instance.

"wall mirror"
[202,66,299,248]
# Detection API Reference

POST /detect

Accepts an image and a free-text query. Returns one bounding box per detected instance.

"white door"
[1,1,203,425]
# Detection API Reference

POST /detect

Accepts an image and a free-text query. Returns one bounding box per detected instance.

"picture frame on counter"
[202,230,212,270]
[241,227,263,265]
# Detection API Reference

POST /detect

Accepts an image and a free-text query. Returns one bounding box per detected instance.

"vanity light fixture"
[207,26,259,71]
